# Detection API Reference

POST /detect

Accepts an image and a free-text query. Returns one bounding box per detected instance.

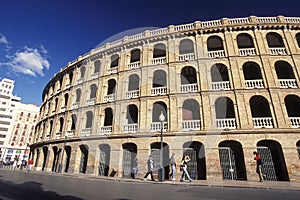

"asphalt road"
[1,170,300,200]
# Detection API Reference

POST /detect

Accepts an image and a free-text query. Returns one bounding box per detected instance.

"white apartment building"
[0,78,39,162]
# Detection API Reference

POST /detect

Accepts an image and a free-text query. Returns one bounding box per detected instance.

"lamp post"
[159,111,165,182]
[58,135,67,173]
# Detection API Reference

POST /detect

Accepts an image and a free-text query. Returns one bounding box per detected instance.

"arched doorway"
[42,146,48,171]
[79,145,89,174]
[122,143,137,178]
[99,144,111,176]
[64,146,71,173]
[150,142,169,180]
[257,140,289,181]
[218,140,247,180]
[182,141,206,180]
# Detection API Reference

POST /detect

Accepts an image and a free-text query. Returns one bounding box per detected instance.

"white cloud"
[0,33,8,44]
[3,46,50,77]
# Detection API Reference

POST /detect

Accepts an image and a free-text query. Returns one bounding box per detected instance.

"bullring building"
[31,16,300,182]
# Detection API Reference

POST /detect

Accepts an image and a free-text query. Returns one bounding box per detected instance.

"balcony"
[253,117,274,128]
[151,87,167,96]
[108,67,118,74]
[100,126,112,134]
[212,81,230,90]
[55,132,61,139]
[76,78,83,85]
[90,72,99,80]
[182,120,201,131]
[123,124,138,133]
[81,128,91,137]
[216,118,236,129]
[179,53,195,61]
[181,83,198,93]
[103,94,115,103]
[289,117,300,128]
[208,50,225,58]
[60,106,66,113]
[238,48,256,56]
[86,98,95,106]
[128,61,140,70]
[279,79,297,88]
[65,83,71,90]
[269,47,287,55]
[152,57,166,65]
[67,130,75,138]
[245,79,264,89]
[125,90,139,99]
[72,102,79,109]
[151,122,167,132]
[45,135,50,141]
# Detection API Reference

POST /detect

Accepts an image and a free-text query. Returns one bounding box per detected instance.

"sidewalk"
[30,170,300,191]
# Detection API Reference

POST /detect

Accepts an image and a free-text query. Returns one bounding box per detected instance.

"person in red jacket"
[27,159,34,172]
[253,151,265,182]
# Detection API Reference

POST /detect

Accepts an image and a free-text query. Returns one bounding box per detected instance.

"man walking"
[143,155,155,181]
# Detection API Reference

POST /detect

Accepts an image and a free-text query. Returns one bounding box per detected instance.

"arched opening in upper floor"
[130,49,141,63]
[94,60,101,73]
[128,74,139,91]
[104,108,113,126]
[207,35,224,51]
[107,79,116,95]
[275,61,297,88]
[243,62,264,88]
[284,95,300,128]
[179,39,194,55]
[296,33,300,48]
[80,66,86,78]
[110,54,119,68]
[250,95,273,128]
[90,84,98,99]
[153,43,166,58]
[85,111,93,129]
[126,104,138,124]
[76,89,81,103]
[182,99,201,131]
[266,32,285,48]
[237,33,254,49]
[153,70,166,87]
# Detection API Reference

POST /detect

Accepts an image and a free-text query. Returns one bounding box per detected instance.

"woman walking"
[180,155,193,182]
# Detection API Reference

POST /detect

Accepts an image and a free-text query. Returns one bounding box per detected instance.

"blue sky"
[0,0,298,106]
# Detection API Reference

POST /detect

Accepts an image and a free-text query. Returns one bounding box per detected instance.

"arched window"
[182,99,200,120]
[207,36,224,51]
[215,97,235,119]
[130,49,141,63]
[85,111,93,128]
[152,102,167,122]
[76,89,81,103]
[211,64,229,82]
[284,95,300,118]
[90,84,97,99]
[94,60,101,73]
[111,54,119,68]
[59,117,64,132]
[80,66,86,78]
[71,114,77,130]
[128,74,139,91]
[69,71,73,84]
[250,95,274,128]
[266,32,285,48]
[237,33,254,48]
[181,66,197,85]
[243,62,264,88]
[104,108,113,126]
[275,61,297,88]
[296,33,300,48]
[126,104,138,124]
[153,70,166,87]
[107,79,116,95]
[54,98,58,110]
[153,43,166,58]
[179,39,194,54]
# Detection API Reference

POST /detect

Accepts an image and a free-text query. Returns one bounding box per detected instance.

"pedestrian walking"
[132,156,138,179]
[253,151,265,182]
[180,155,193,182]
[27,159,34,172]
[143,155,155,181]
[169,153,176,181]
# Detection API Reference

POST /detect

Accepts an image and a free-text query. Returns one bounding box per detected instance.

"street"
[0,169,300,200]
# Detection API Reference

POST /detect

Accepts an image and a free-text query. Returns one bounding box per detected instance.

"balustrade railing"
[65,83,71,89]
[72,102,79,109]
[269,47,287,55]
[123,124,138,133]
[179,53,195,61]
[212,81,230,90]
[174,23,195,31]
[286,17,300,23]
[128,61,140,69]
[86,98,95,106]
[81,128,91,136]
[108,67,118,74]
[55,133,61,139]
[279,79,297,88]
[103,94,115,102]
[239,48,256,56]
[151,122,168,132]
[208,50,225,58]
[229,17,251,24]
[253,117,274,128]
[181,84,198,93]
[152,57,166,65]
[90,72,99,80]
[257,17,278,23]
[67,130,75,137]
[100,126,112,134]
[289,117,300,128]
[182,120,201,131]
[125,90,139,99]
[216,118,236,129]
[201,20,222,27]
[151,87,167,96]
[60,106,66,113]
[76,78,83,85]
[245,79,264,89]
